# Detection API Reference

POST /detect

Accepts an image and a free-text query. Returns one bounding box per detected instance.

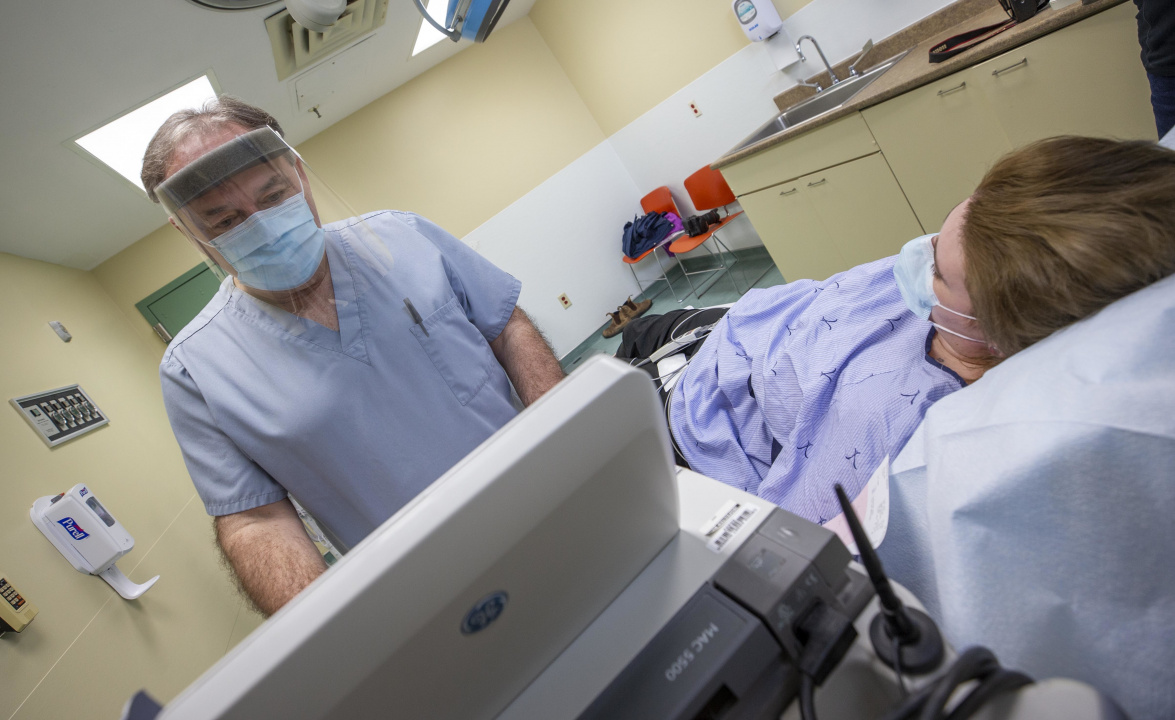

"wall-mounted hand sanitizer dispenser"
[31,484,159,600]
[733,0,783,42]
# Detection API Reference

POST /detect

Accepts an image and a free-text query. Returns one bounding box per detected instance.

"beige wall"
[297,15,606,238]
[92,223,206,357]
[0,251,261,719]
[529,0,814,137]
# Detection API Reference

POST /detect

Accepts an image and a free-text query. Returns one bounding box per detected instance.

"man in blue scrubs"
[142,98,565,615]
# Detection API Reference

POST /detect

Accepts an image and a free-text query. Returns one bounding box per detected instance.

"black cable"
[943,668,1034,720]
[892,631,907,697]
[919,647,1000,720]
[877,683,937,720]
[799,673,818,720]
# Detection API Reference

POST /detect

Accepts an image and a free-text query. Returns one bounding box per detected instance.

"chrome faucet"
[794,35,840,89]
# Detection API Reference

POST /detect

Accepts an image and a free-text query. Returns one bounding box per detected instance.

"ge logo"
[461,591,509,635]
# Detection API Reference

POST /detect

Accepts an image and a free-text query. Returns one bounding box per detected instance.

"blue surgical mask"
[893,234,986,344]
[210,192,326,292]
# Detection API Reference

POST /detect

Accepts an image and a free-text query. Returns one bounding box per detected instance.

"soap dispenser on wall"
[732,0,800,70]
[31,484,160,600]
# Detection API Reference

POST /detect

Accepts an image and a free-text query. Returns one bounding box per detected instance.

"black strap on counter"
[928,18,1017,64]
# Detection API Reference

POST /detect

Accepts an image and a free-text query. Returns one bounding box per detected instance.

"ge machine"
[124,358,1126,720]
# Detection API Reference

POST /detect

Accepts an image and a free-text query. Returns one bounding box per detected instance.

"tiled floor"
[560,247,784,372]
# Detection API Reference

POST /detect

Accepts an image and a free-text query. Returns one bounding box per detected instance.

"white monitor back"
[158,356,680,720]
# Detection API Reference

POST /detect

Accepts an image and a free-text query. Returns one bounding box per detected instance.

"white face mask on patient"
[893,234,986,345]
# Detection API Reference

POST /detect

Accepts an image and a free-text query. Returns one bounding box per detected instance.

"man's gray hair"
[141,95,285,203]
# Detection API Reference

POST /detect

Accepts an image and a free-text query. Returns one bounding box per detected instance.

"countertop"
[713,0,1130,169]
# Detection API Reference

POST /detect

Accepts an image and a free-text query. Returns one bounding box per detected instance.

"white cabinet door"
[802,153,926,267]
[862,65,1014,233]
[976,2,1156,146]
[739,179,845,283]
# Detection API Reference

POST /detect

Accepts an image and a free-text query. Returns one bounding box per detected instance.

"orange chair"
[622,186,688,302]
[668,165,747,297]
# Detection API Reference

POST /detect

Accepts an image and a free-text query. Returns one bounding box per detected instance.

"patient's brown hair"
[963,136,1175,358]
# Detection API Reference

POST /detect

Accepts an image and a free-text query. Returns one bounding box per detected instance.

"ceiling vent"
[265,0,390,81]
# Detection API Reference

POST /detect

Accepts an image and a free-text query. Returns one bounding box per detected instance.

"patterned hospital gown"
[668,256,964,524]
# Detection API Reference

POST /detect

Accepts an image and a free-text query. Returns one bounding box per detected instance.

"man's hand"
[489,307,565,406]
[215,498,327,617]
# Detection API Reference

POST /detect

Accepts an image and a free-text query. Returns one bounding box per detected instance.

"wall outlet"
[558,293,572,309]
[689,101,702,118]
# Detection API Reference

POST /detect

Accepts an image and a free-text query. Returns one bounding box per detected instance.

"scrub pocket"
[410,298,494,405]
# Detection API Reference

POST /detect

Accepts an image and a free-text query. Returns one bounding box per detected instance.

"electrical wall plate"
[10,385,109,448]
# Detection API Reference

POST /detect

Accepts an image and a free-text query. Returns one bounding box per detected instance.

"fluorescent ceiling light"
[75,75,218,192]
[412,0,448,56]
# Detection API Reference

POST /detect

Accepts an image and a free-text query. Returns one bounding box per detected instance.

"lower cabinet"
[802,153,925,267]
[861,63,1014,234]
[863,1,1152,232]
[739,152,923,282]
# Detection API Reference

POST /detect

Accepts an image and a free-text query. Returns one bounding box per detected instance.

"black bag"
[1000,0,1047,22]
[683,209,721,237]
[928,0,1046,64]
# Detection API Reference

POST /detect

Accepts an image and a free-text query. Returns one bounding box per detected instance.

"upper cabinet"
[863,1,1152,231]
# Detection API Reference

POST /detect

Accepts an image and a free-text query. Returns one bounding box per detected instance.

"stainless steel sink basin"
[730,50,910,153]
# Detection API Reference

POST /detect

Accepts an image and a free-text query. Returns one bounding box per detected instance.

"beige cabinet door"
[802,153,926,268]
[739,179,846,283]
[976,2,1156,146]
[862,65,1014,233]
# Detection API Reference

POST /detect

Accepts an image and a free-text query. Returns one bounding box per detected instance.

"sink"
[730,50,910,153]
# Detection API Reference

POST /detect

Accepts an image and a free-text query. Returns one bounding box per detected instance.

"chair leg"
[628,264,646,296]
[709,231,747,294]
[675,251,703,299]
[653,246,684,303]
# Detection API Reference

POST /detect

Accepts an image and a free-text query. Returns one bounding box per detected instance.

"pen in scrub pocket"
[403,298,429,337]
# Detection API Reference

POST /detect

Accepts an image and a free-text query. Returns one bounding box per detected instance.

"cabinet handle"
[807,178,827,187]
[779,188,798,196]
[936,81,966,97]
[152,323,173,343]
[992,58,1028,77]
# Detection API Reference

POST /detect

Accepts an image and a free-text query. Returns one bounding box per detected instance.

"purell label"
[57,517,90,541]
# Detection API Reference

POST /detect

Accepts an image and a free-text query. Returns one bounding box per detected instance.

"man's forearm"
[215,499,327,617]
[491,307,565,406]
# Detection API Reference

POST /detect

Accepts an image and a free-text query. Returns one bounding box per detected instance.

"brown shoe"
[621,296,652,320]
[602,309,626,338]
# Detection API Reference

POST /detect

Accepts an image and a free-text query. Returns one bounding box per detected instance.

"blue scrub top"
[669,256,964,524]
[160,211,521,549]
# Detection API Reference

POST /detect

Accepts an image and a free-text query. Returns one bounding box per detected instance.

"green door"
[136,265,223,343]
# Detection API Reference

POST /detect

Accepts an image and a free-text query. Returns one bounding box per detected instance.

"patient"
[619,136,1175,524]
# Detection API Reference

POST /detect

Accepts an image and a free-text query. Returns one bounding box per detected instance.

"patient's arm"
[215,498,327,617]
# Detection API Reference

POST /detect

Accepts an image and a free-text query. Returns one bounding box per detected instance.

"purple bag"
[664,212,684,236]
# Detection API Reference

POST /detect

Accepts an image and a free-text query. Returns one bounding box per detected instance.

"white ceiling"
[0,0,534,270]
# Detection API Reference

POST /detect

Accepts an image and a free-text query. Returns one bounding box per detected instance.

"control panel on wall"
[10,385,108,448]
[0,574,38,633]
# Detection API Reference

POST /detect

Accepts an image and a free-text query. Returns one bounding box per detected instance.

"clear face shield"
[155,126,391,312]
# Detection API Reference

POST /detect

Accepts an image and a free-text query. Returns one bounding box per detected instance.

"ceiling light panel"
[73,75,218,193]
[413,0,449,56]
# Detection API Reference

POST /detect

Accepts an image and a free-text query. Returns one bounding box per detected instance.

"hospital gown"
[668,256,963,524]
[160,211,521,550]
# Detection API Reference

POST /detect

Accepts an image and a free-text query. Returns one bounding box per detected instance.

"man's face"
[181,159,302,244]
[164,124,320,272]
